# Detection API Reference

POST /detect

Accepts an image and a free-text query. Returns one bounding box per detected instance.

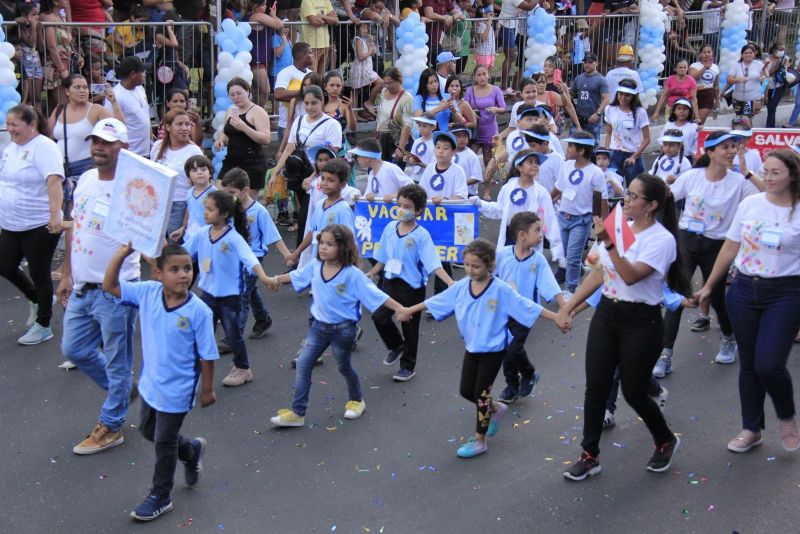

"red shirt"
[70,0,106,23]
[665,75,697,107]
[422,0,455,44]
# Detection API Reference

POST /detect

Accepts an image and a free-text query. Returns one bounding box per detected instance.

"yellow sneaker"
[270,409,304,427]
[343,400,366,419]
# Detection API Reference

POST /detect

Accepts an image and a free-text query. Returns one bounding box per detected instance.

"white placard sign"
[105,149,177,257]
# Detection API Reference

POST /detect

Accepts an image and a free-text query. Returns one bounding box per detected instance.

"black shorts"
[697,88,715,109]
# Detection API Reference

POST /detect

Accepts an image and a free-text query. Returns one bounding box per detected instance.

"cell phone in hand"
[554,69,562,85]
[592,190,603,217]
[90,83,108,94]
[342,86,353,99]
[188,97,197,110]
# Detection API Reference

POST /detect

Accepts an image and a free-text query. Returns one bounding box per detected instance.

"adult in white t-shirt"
[0,105,65,345]
[689,44,721,124]
[695,149,800,453]
[603,82,650,186]
[57,117,142,455]
[556,174,683,478]
[726,45,767,116]
[112,56,151,157]
[273,42,314,134]
[150,110,204,238]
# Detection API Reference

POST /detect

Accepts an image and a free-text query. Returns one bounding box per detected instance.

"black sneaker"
[183,437,206,487]
[517,372,540,398]
[555,267,566,284]
[383,347,403,366]
[498,385,518,404]
[690,316,710,332]
[646,435,680,473]
[249,316,273,339]
[564,451,602,481]
[217,341,232,355]
[277,212,291,226]
[130,494,174,521]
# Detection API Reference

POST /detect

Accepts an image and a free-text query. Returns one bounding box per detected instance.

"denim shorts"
[498,26,516,50]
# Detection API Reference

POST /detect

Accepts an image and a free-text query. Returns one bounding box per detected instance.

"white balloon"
[235,51,252,65]
[218,51,234,67]
[229,60,244,73]
[218,67,232,80]
[0,42,14,58]
[0,69,14,85]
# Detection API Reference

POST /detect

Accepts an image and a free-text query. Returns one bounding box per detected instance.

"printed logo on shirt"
[219,241,231,253]
[335,282,347,295]
[510,188,528,206]
[372,177,379,193]
[405,237,415,248]
[511,136,525,151]
[416,143,427,156]
[660,157,675,172]
[430,174,445,191]
[327,212,336,223]
[701,70,715,84]
[247,214,256,225]
[487,298,497,311]
[530,261,538,273]
[568,169,584,185]
[177,316,189,329]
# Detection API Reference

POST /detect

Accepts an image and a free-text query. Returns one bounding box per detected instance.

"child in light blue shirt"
[171,155,216,242]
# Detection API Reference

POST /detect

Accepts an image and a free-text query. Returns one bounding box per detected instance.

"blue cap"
[703,132,740,149]
[592,147,611,156]
[307,145,337,162]
[450,125,472,136]
[518,106,540,120]
[534,106,553,120]
[436,51,456,65]
[521,130,551,143]
[349,147,382,159]
[564,136,596,147]
[432,131,457,147]
[514,151,548,167]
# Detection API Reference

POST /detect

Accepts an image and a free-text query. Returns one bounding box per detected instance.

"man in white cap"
[57,118,142,456]
[605,44,643,98]
[436,51,456,95]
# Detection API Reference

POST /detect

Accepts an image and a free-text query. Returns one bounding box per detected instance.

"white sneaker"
[58,360,77,370]
[652,348,673,378]
[25,301,38,328]
[18,323,54,346]
[714,336,737,364]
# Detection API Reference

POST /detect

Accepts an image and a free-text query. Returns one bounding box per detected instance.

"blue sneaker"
[130,494,173,521]
[486,401,508,438]
[517,372,540,398]
[392,368,415,382]
[183,437,206,487]
[498,385,518,404]
[456,437,488,458]
[383,347,403,366]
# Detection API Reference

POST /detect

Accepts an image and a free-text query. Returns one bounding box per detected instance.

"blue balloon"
[214,82,228,98]
[221,18,236,33]
[240,39,253,52]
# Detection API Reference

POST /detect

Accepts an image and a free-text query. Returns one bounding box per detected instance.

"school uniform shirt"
[536,149,565,194]
[184,224,259,297]
[425,276,543,353]
[246,200,281,257]
[365,161,413,198]
[120,281,218,413]
[554,161,607,216]
[671,168,759,240]
[477,177,564,261]
[586,281,683,312]
[306,197,355,259]
[505,130,528,169]
[375,221,442,289]
[305,176,360,234]
[649,154,692,182]
[495,246,561,304]
[149,141,204,202]
[69,169,141,288]
[405,136,434,184]
[603,169,625,197]
[0,135,64,232]
[290,259,389,323]
[454,147,483,197]
[185,184,217,237]
[732,148,764,175]
[604,105,650,153]
[420,161,468,199]
[599,221,676,305]
[726,193,800,277]
[664,120,698,156]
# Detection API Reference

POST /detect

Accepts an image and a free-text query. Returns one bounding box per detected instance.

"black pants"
[766,84,786,128]
[663,232,731,349]
[433,262,452,295]
[502,318,534,389]
[372,277,426,371]
[459,350,505,434]
[606,367,662,413]
[139,399,195,499]
[582,297,674,457]
[0,225,61,327]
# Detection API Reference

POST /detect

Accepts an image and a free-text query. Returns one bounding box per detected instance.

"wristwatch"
[605,242,615,251]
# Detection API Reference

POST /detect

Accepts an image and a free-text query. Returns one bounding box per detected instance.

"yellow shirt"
[300,0,334,48]
[112,23,145,57]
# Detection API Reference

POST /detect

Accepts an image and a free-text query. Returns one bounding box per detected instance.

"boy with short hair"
[367,184,454,381]
[170,155,216,243]
[403,116,437,184]
[450,124,482,197]
[419,131,468,204]
[350,138,412,202]
[103,244,217,522]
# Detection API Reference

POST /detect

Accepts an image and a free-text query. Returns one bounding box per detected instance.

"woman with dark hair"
[443,75,474,130]
[374,67,414,162]
[603,79,651,187]
[726,43,767,118]
[242,0,284,108]
[412,68,451,133]
[465,65,505,165]
[557,173,690,481]
[0,105,64,345]
[652,131,759,380]
[322,70,357,140]
[689,44,720,126]
[696,149,800,453]
[764,42,791,128]
[157,88,204,145]
[213,77,271,200]
[39,0,79,109]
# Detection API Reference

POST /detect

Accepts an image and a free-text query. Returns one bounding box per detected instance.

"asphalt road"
[1,216,799,534]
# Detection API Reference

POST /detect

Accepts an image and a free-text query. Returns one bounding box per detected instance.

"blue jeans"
[292,319,361,416]
[200,292,249,369]
[789,85,800,126]
[239,257,269,332]
[558,211,592,292]
[726,274,800,432]
[167,201,187,240]
[610,150,645,187]
[61,286,137,432]
[570,120,604,143]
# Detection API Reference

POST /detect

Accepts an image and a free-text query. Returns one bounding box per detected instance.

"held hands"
[285,252,298,268]
[266,276,281,292]
[200,389,216,408]
[47,215,63,234]
[555,308,572,333]
[681,297,699,309]
[395,307,414,322]
[694,285,712,305]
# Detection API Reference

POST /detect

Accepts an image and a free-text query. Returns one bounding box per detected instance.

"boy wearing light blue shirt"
[495,212,566,404]
[103,244,217,523]
[171,155,215,242]
[366,184,454,382]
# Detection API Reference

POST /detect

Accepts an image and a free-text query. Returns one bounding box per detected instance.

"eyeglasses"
[625,191,649,202]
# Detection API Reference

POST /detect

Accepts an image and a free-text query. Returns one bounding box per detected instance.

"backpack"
[284,115,330,192]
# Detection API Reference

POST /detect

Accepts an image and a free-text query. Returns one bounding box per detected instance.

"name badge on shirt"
[761,230,782,249]
[385,258,403,275]
[687,219,705,234]
[201,257,211,272]
[562,188,577,202]
[92,199,110,217]
[622,119,635,129]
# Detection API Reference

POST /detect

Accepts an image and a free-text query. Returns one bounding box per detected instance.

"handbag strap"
[61,105,69,168]
[296,114,331,150]
[388,90,404,125]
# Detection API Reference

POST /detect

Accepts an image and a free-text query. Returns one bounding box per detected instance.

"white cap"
[411,116,437,126]
[85,118,128,143]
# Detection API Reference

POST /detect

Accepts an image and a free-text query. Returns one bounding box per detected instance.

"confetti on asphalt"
[331,526,337,531]
[49,457,57,463]
[177,517,193,527]
[612,442,626,448]
[707,505,715,511]
[767,456,777,462]
[98,474,107,479]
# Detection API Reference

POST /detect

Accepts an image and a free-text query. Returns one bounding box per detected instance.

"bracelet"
[605,242,615,251]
